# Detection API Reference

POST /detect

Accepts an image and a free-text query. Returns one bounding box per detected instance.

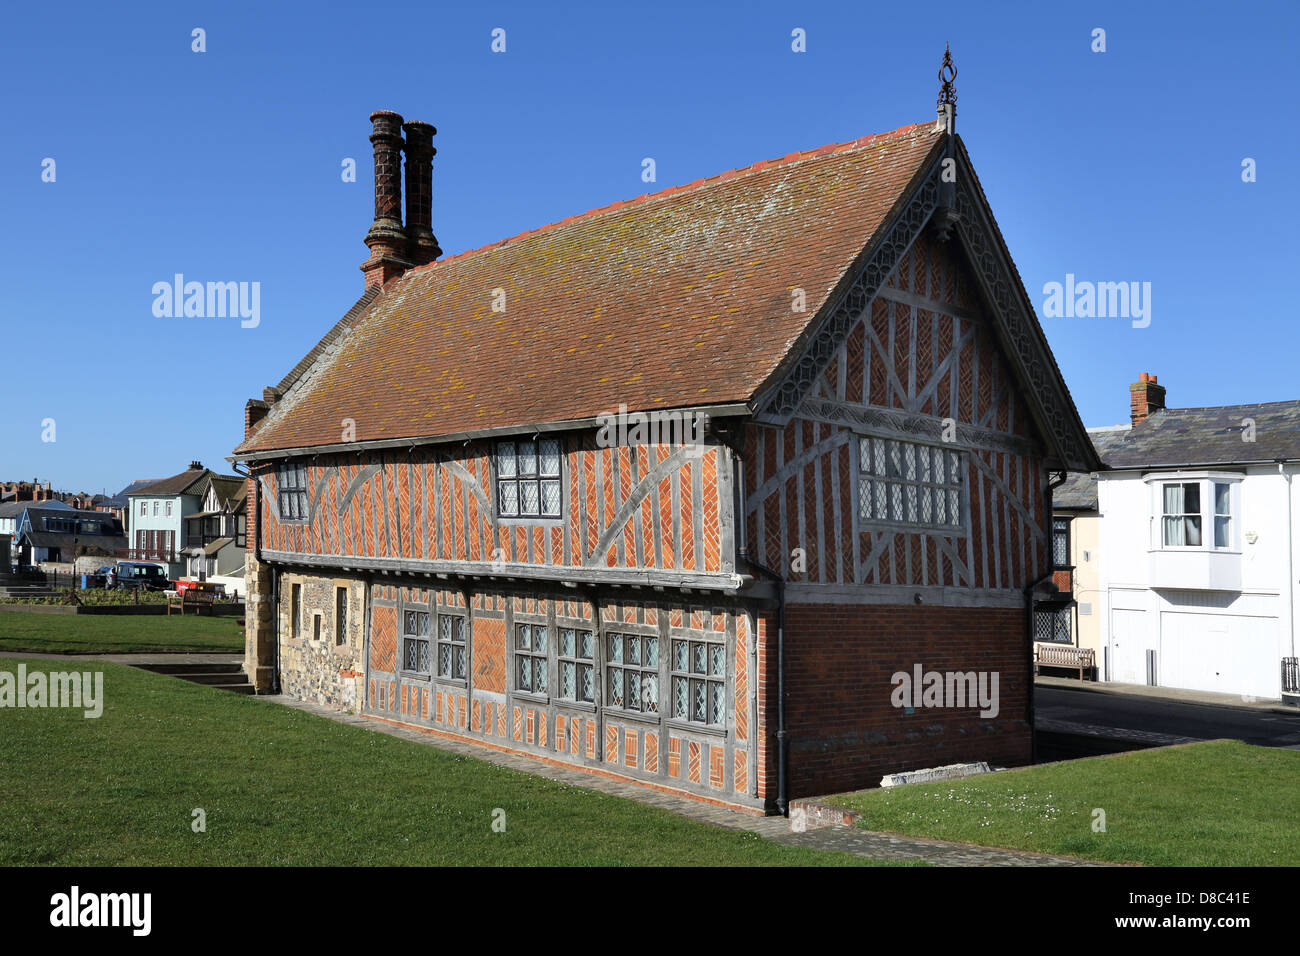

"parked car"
[97,561,171,592]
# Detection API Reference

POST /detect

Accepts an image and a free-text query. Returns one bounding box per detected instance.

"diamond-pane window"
[606,632,657,713]
[437,614,467,680]
[515,623,548,694]
[558,627,594,703]
[402,610,431,675]
[857,437,964,530]
[671,635,725,727]
[276,461,309,524]
[496,439,564,519]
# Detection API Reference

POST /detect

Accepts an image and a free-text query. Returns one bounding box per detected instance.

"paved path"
[254,693,1102,867]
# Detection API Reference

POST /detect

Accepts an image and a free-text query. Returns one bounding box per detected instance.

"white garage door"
[1109,607,1154,685]
[1159,611,1278,700]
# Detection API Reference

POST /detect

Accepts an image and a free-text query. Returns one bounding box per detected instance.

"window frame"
[436,613,468,684]
[276,462,310,524]
[401,608,432,678]
[513,621,550,698]
[856,435,966,534]
[1034,607,1073,645]
[1150,474,1240,553]
[669,633,726,728]
[494,437,564,523]
[1051,516,1072,570]
[604,631,660,717]
[290,583,302,639]
[557,627,596,705]
[335,586,348,646]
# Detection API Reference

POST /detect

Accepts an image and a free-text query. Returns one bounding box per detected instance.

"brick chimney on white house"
[1130,372,1166,426]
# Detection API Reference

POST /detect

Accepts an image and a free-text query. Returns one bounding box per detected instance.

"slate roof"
[132,467,240,498]
[236,122,949,454]
[1053,400,1300,513]
[0,500,72,519]
[21,531,129,552]
[1053,427,1131,511]
[25,507,125,533]
[102,478,163,508]
[1098,401,1300,469]
[205,475,246,507]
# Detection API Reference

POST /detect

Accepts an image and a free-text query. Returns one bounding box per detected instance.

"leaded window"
[437,614,467,680]
[403,610,431,674]
[1052,517,1071,568]
[858,437,963,529]
[496,438,562,519]
[515,623,548,694]
[671,637,725,726]
[277,461,309,522]
[558,628,595,702]
[1034,608,1072,644]
[606,633,659,713]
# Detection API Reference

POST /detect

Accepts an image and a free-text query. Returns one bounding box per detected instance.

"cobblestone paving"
[255,693,1105,867]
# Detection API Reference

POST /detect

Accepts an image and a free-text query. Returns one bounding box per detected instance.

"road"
[1035,685,1300,749]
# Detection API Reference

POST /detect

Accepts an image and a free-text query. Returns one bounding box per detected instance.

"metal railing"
[1283,657,1299,695]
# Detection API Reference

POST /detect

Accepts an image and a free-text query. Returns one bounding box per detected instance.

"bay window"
[1159,478,1235,550]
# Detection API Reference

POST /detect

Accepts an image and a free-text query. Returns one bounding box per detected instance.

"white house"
[126,461,241,578]
[1092,374,1300,702]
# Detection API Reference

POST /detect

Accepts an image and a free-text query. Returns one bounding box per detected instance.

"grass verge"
[0,659,874,866]
[828,740,1300,866]
[0,612,242,654]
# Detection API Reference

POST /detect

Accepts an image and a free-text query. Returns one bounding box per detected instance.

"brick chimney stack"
[402,120,441,267]
[361,110,413,289]
[1130,372,1166,426]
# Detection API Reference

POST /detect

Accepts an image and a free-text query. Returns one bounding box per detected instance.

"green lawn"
[0,659,869,866]
[829,740,1300,866]
[0,611,242,654]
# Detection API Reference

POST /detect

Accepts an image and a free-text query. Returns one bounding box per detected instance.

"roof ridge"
[1160,399,1300,413]
[403,121,935,277]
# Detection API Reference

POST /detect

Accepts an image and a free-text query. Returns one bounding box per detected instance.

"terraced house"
[233,81,1096,812]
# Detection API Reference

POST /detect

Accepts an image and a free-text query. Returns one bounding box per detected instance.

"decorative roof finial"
[935,43,957,134]
[937,42,957,108]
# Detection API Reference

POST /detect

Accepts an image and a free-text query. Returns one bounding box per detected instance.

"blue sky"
[2,0,1295,493]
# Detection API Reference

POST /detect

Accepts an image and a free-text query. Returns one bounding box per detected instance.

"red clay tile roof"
[237,121,944,455]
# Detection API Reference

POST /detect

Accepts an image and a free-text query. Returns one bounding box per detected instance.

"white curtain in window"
[1163,484,1185,546]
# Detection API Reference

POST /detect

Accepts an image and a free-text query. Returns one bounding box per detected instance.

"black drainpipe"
[719,424,790,818]
[1024,469,1068,763]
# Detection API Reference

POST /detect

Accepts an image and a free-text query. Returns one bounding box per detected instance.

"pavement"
[1036,674,1299,715]
[1036,678,1300,749]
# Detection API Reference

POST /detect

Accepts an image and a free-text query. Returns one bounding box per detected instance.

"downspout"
[724,432,789,817]
[1025,469,1069,763]
[1279,461,1295,660]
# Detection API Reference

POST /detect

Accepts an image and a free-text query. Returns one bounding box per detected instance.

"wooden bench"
[1035,645,1096,681]
[167,589,215,616]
